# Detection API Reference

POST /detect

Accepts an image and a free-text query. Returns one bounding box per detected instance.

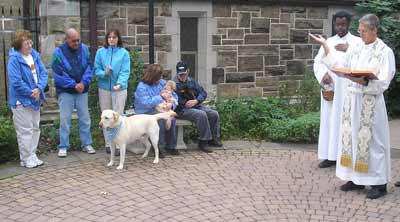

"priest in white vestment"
[313,11,362,168]
[310,14,395,199]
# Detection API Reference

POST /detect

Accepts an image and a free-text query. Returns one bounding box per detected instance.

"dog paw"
[141,154,147,158]
[153,159,159,164]
[107,162,114,167]
[116,165,123,170]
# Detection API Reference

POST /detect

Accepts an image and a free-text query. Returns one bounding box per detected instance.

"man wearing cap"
[173,61,222,153]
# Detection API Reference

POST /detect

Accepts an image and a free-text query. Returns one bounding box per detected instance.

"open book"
[330,68,378,80]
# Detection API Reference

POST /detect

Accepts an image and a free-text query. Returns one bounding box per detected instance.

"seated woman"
[134,64,179,156]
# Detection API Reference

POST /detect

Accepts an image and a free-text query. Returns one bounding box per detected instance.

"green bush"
[0,115,18,163]
[216,97,289,139]
[215,97,320,143]
[265,112,320,143]
[126,49,144,110]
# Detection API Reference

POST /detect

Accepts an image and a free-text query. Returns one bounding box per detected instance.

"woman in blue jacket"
[135,64,179,156]
[94,29,131,153]
[7,30,48,168]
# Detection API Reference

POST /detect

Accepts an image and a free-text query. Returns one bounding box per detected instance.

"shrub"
[0,115,18,163]
[126,48,144,110]
[216,97,289,139]
[265,112,320,143]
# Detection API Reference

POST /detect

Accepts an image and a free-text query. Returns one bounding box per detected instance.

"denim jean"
[58,92,92,149]
[157,117,177,150]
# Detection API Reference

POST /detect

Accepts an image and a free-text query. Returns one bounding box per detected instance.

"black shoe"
[395,181,400,187]
[149,149,165,159]
[105,146,120,156]
[165,149,180,155]
[199,141,213,153]
[366,185,387,199]
[340,181,365,191]
[318,160,336,168]
[208,139,223,147]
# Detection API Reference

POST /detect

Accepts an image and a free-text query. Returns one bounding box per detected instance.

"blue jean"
[58,92,92,149]
[157,117,177,150]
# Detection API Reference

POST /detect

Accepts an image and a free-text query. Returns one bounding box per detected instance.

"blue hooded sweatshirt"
[94,46,131,91]
[7,48,48,111]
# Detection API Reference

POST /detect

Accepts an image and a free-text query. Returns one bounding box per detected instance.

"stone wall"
[212,4,332,98]
[80,0,173,79]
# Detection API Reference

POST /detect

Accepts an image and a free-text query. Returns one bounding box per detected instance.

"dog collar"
[105,117,124,141]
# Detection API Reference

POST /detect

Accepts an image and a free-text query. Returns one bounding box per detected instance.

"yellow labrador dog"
[99,109,177,170]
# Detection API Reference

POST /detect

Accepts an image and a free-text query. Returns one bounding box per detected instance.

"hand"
[335,42,349,52]
[185,99,198,108]
[75,82,85,93]
[113,84,121,91]
[161,92,171,100]
[30,88,40,99]
[163,103,172,111]
[346,75,368,86]
[105,65,112,76]
[322,74,333,85]
[309,33,327,45]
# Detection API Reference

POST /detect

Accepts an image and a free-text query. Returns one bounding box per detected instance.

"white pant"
[12,105,40,164]
[99,88,127,146]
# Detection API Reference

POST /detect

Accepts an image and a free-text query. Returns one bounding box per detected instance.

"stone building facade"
[39,0,357,101]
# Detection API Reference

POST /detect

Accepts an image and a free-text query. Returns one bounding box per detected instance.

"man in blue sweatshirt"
[51,28,95,157]
[173,61,223,153]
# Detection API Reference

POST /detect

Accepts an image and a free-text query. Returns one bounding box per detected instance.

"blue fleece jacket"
[134,79,178,114]
[7,48,48,111]
[51,43,92,94]
[94,46,131,91]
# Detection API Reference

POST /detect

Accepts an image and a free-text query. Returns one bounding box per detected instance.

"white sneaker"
[58,148,67,158]
[33,154,44,166]
[83,145,96,154]
[21,160,38,168]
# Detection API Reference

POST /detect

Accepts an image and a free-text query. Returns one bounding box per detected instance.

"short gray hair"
[359,14,379,30]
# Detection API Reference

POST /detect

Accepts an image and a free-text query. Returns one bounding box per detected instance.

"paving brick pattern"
[1,149,400,222]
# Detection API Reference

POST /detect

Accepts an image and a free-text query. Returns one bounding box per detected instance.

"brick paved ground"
[1,145,400,222]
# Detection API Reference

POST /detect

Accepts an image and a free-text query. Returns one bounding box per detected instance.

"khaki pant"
[12,105,40,164]
[99,88,127,147]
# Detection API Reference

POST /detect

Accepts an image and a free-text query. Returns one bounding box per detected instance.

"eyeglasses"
[108,36,118,39]
[357,29,371,34]
[23,40,33,45]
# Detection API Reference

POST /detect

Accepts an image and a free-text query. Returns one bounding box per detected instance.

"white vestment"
[323,38,396,185]
[313,33,361,160]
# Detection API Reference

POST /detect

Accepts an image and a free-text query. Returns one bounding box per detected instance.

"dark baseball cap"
[176,61,188,75]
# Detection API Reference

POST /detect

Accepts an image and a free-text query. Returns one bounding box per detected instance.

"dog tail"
[153,111,177,121]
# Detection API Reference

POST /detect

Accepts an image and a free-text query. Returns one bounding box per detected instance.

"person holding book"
[310,14,395,199]
[313,11,361,168]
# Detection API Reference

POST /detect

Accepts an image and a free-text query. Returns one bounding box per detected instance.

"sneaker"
[58,148,67,158]
[165,149,180,155]
[83,145,96,154]
[32,154,44,166]
[21,160,38,168]
[199,140,213,153]
[340,181,365,191]
[395,181,400,187]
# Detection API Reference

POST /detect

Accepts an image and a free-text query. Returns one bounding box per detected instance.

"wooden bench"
[124,110,192,153]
